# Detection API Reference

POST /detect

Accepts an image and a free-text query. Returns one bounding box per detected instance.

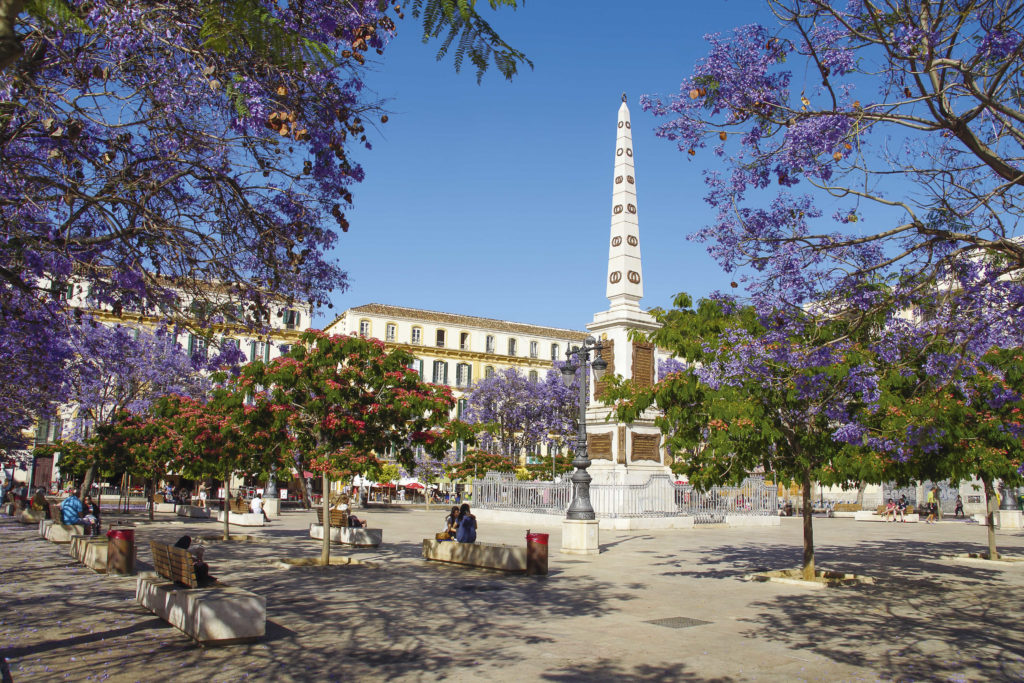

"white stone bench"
[136,575,265,644]
[45,522,85,543]
[422,539,527,572]
[153,502,178,513]
[38,519,53,537]
[70,535,109,572]
[216,511,265,527]
[176,505,211,518]
[17,509,45,524]
[308,523,382,548]
[854,511,919,522]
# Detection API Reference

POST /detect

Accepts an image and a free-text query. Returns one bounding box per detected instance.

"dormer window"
[283,309,302,330]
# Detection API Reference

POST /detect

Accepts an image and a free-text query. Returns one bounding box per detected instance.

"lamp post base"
[561,519,600,555]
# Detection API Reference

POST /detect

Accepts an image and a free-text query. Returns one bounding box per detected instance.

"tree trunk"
[146,478,154,520]
[79,464,97,503]
[855,480,867,509]
[982,475,999,560]
[0,0,25,71]
[321,472,331,566]
[222,471,231,541]
[802,471,815,581]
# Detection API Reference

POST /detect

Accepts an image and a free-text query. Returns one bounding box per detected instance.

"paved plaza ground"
[2,507,1023,682]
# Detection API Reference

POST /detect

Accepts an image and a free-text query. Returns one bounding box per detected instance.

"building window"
[249,341,270,363]
[456,363,472,387]
[359,319,371,337]
[432,360,449,385]
[508,338,517,356]
[385,323,396,341]
[35,416,63,445]
[484,365,495,379]
[187,334,208,359]
[530,341,539,359]
[283,309,302,330]
[436,329,446,347]
[551,343,560,361]
[408,358,423,378]
[460,332,470,350]
[411,326,422,345]
[485,335,495,354]
[529,370,538,383]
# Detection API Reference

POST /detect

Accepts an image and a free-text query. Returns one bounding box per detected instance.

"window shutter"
[466,365,472,386]
[187,334,195,356]
[295,311,301,328]
[249,341,257,362]
[443,362,449,385]
[264,342,271,363]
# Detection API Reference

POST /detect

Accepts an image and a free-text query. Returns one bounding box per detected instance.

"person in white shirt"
[250,493,269,521]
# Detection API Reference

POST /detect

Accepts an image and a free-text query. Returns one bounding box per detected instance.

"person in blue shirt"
[455,503,477,543]
[61,489,84,525]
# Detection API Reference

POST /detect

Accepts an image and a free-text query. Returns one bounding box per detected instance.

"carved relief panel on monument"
[617,426,626,464]
[630,432,661,462]
[587,432,613,460]
[632,342,654,389]
[593,339,614,400]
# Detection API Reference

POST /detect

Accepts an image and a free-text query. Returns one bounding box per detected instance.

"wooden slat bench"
[137,541,265,644]
[316,508,349,528]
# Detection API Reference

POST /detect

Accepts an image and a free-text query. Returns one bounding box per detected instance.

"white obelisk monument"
[586,94,670,485]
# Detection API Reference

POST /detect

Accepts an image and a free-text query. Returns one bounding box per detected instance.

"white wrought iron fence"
[472,471,774,522]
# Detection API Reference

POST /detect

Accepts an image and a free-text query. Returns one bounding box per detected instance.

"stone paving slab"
[1,508,1023,681]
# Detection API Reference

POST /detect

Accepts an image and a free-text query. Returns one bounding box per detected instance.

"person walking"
[954,494,964,518]
[926,487,937,524]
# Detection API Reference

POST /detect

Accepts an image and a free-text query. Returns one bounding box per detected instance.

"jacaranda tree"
[643,0,1024,471]
[1,0,529,446]
[463,367,576,469]
[63,321,208,501]
[608,294,887,581]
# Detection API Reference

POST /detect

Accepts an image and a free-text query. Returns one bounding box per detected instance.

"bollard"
[526,530,549,576]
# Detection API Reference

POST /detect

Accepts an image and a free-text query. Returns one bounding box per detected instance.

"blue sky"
[319,1,777,331]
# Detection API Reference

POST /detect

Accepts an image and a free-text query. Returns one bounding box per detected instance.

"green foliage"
[198,0,334,71]
[410,0,531,82]
[446,449,512,480]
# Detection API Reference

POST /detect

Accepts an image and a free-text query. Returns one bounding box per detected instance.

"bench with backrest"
[137,540,265,644]
[875,504,917,515]
[316,508,349,528]
[310,508,381,547]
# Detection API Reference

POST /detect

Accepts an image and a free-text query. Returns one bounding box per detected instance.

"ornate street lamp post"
[560,336,608,520]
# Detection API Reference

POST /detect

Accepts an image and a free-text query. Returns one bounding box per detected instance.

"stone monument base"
[997,509,1023,530]
[561,519,599,556]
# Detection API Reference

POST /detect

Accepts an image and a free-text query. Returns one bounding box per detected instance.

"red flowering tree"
[446,450,514,481]
[242,330,470,564]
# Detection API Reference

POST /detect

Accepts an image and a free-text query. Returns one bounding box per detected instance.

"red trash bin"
[526,530,548,576]
[106,527,136,575]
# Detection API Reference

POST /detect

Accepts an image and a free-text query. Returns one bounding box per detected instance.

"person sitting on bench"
[883,498,896,522]
[61,489,84,526]
[173,535,210,583]
[455,503,477,543]
[81,494,101,536]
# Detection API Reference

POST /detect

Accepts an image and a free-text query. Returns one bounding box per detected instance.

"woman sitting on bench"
[173,535,210,583]
[81,494,102,536]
